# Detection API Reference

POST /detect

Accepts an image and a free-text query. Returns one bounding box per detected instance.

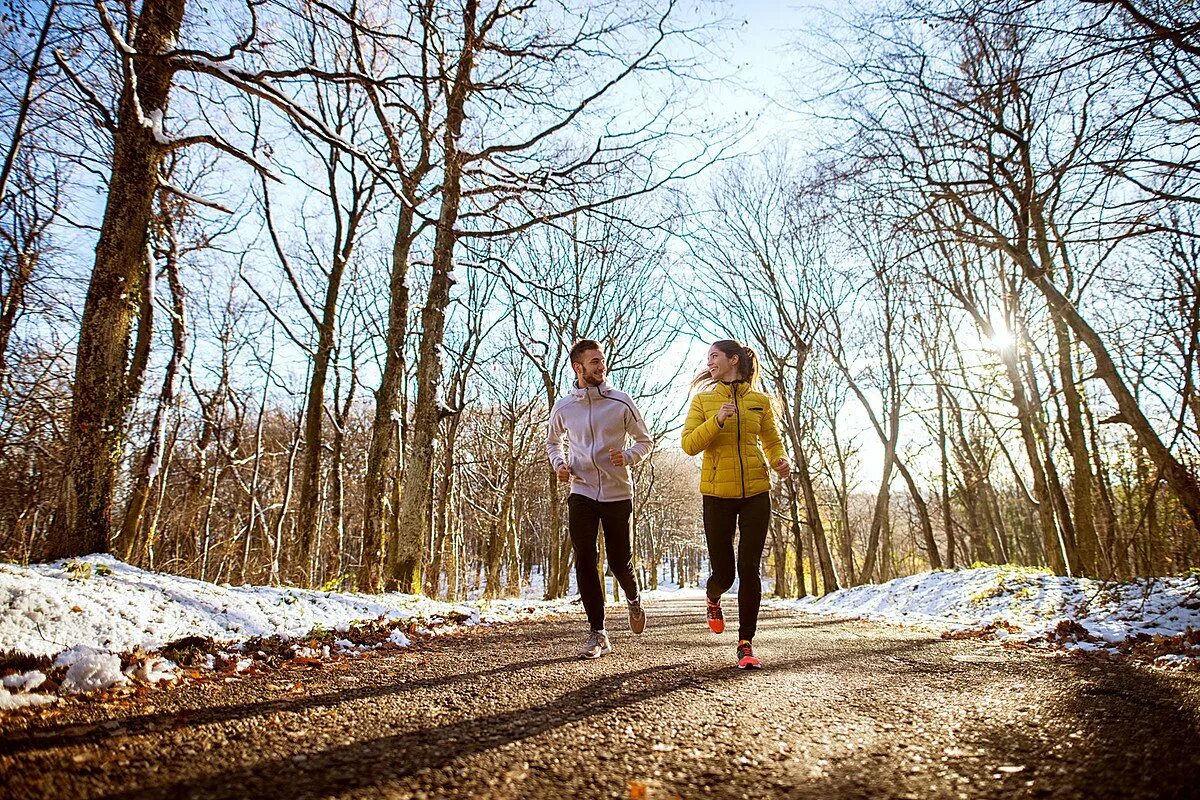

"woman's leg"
[735,492,771,641]
[703,495,737,602]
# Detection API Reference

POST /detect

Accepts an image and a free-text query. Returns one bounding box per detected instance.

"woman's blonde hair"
[692,339,760,389]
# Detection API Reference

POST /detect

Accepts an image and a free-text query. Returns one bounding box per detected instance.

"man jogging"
[547,339,654,659]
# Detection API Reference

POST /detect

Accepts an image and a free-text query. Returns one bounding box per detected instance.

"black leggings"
[568,494,640,631]
[704,491,771,642]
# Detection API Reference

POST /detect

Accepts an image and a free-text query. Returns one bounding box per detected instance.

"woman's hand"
[716,402,736,425]
[772,457,791,478]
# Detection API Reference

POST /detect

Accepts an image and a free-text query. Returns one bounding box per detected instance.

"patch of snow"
[59,648,128,694]
[125,656,177,684]
[0,688,57,710]
[766,566,1200,669]
[2,670,45,692]
[0,555,565,661]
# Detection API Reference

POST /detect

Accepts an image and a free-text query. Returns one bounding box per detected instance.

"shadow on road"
[94,662,709,800]
[0,653,578,757]
[86,636,990,800]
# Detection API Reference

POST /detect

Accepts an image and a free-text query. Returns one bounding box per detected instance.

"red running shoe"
[706,597,725,634]
[736,639,762,670]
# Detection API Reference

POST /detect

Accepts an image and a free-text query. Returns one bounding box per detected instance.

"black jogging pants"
[703,491,771,642]
[568,493,640,632]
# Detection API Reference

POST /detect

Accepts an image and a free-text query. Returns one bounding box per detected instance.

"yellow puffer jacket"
[682,382,787,498]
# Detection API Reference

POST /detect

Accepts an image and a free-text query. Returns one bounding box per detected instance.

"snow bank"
[0,555,575,660]
[0,554,578,700]
[769,566,1200,668]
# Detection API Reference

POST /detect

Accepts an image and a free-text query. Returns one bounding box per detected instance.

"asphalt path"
[3,599,1200,799]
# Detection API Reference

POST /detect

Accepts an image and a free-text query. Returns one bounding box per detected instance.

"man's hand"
[773,457,791,478]
[716,402,737,425]
[556,464,573,483]
[609,447,626,467]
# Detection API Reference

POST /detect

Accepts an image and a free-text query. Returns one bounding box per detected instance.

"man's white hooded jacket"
[546,381,653,502]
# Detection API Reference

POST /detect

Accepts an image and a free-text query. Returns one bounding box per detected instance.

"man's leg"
[734,492,771,642]
[568,493,605,631]
[599,499,639,602]
[703,495,737,601]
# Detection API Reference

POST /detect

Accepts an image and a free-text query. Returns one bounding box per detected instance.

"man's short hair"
[569,339,601,366]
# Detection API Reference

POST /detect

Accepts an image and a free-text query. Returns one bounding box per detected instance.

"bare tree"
[387,0,725,591]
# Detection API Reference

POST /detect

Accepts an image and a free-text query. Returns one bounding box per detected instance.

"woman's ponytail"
[742,346,760,388]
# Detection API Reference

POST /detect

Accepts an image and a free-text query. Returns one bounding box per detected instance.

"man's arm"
[622,399,654,466]
[546,405,567,471]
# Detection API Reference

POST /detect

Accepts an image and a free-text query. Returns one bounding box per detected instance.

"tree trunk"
[46,0,186,560]
[860,428,896,583]
[294,228,357,585]
[770,489,789,597]
[120,213,186,565]
[937,382,956,569]
[1032,270,1200,543]
[785,476,808,597]
[359,186,417,591]
[271,422,302,584]
[389,1,477,591]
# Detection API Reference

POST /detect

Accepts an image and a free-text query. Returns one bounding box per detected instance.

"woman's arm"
[681,395,722,456]
[758,400,788,465]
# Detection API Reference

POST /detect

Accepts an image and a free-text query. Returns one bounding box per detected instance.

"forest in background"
[0,0,1197,600]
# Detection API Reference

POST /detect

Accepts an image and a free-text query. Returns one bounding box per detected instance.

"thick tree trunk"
[120,216,186,565]
[294,213,359,585]
[359,191,416,591]
[45,0,186,560]
[389,2,478,592]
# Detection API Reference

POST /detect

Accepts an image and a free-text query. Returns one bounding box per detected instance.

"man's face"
[575,348,606,387]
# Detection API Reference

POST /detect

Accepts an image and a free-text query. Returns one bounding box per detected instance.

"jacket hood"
[570,380,612,399]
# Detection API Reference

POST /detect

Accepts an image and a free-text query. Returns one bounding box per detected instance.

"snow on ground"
[767,565,1200,670]
[3,558,1197,707]
[0,554,578,702]
[0,555,580,660]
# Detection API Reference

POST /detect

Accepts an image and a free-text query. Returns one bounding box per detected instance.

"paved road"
[3,599,1200,799]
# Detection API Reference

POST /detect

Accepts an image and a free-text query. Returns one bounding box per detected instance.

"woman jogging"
[681,339,790,669]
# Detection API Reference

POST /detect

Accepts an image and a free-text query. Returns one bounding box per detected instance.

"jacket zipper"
[734,385,746,498]
[587,389,602,501]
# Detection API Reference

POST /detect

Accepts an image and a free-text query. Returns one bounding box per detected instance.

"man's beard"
[583,371,604,387]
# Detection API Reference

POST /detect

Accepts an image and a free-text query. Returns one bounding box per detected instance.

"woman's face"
[707,346,739,382]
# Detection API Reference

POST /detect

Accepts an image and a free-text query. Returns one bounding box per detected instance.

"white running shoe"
[578,629,613,659]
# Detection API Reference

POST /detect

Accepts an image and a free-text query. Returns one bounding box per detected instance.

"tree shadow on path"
[0,654,578,757]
